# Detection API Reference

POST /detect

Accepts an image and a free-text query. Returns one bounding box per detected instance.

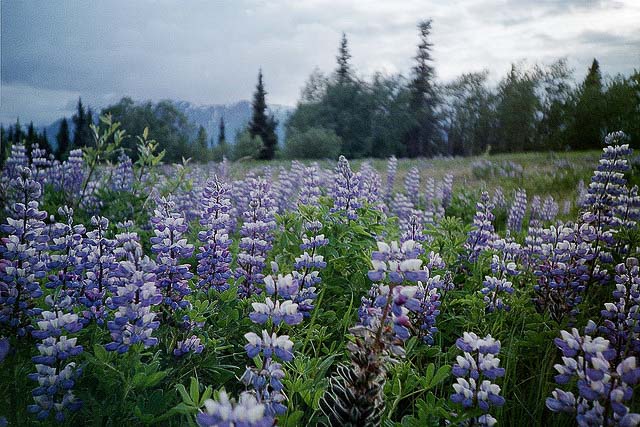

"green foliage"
[283,127,342,159]
[232,130,264,161]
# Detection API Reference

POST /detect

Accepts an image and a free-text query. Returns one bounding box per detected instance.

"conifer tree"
[404,19,439,157]
[218,116,226,146]
[13,118,22,143]
[249,69,278,160]
[568,58,605,149]
[56,117,71,160]
[196,125,208,161]
[336,32,352,85]
[72,97,92,149]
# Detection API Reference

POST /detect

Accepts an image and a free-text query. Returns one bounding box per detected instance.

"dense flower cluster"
[507,188,527,233]
[197,391,273,427]
[235,177,277,297]
[0,167,48,336]
[465,191,496,262]
[451,333,505,426]
[150,197,194,311]
[547,321,640,426]
[331,156,362,221]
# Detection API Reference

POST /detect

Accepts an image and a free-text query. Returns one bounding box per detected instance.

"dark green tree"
[493,64,540,153]
[13,118,22,144]
[567,58,605,150]
[404,19,439,157]
[25,121,37,158]
[336,32,352,85]
[218,116,226,146]
[195,125,209,161]
[536,59,573,150]
[604,72,640,146]
[56,117,71,160]
[248,70,278,160]
[72,98,92,149]
[39,129,52,154]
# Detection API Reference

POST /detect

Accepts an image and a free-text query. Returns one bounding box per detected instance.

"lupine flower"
[321,239,424,425]
[197,176,233,292]
[368,240,428,284]
[297,165,322,207]
[110,152,134,192]
[465,192,496,262]
[249,298,303,326]
[244,330,294,362]
[492,187,506,209]
[441,174,454,209]
[0,167,48,336]
[240,360,287,417]
[385,155,398,203]
[507,188,527,233]
[413,276,442,345]
[451,333,505,426]
[173,335,204,357]
[106,236,162,353]
[197,391,274,427]
[28,296,83,422]
[547,321,640,426]
[79,216,117,324]
[235,177,277,297]
[401,214,428,250]
[150,197,194,311]
[45,206,87,300]
[404,167,421,207]
[330,156,362,221]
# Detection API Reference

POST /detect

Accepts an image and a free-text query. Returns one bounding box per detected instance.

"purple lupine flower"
[532,223,595,322]
[0,167,48,337]
[239,359,287,417]
[507,188,527,233]
[61,149,85,202]
[547,322,640,426]
[385,155,398,203]
[244,330,294,362]
[249,298,303,326]
[45,206,87,300]
[441,174,454,209]
[106,231,162,353]
[358,161,384,210]
[30,148,53,188]
[298,165,322,207]
[615,185,640,230]
[197,391,274,427]
[235,177,277,297]
[530,196,542,223]
[465,192,496,262]
[492,187,506,209]
[150,197,194,311]
[330,156,362,221]
[197,176,233,292]
[404,167,421,207]
[481,276,514,312]
[541,196,559,222]
[368,240,428,284]
[79,216,118,325]
[28,296,83,422]
[173,335,204,357]
[451,333,505,425]
[600,258,640,359]
[413,276,442,345]
[110,152,134,192]
[401,214,427,251]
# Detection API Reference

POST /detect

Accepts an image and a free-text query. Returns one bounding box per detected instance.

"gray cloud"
[1,0,639,125]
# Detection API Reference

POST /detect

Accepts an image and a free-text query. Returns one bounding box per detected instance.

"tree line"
[284,21,639,159]
[2,18,638,164]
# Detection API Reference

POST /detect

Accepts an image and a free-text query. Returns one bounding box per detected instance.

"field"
[1,128,639,427]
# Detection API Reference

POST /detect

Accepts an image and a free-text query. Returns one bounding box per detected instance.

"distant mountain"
[174,100,293,145]
[41,100,294,149]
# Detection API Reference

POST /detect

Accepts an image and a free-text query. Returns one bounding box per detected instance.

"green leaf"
[176,384,194,405]
[190,377,200,404]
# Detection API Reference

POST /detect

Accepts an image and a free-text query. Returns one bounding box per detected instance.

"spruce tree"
[39,129,52,154]
[249,69,278,160]
[196,125,208,161]
[336,32,352,84]
[404,19,439,157]
[72,97,91,149]
[568,59,605,150]
[26,122,37,158]
[13,118,22,143]
[218,116,226,146]
[56,117,71,160]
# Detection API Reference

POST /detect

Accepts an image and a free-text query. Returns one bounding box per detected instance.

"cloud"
[1,0,639,125]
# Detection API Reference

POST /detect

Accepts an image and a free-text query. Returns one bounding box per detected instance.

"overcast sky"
[1,0,639,126]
